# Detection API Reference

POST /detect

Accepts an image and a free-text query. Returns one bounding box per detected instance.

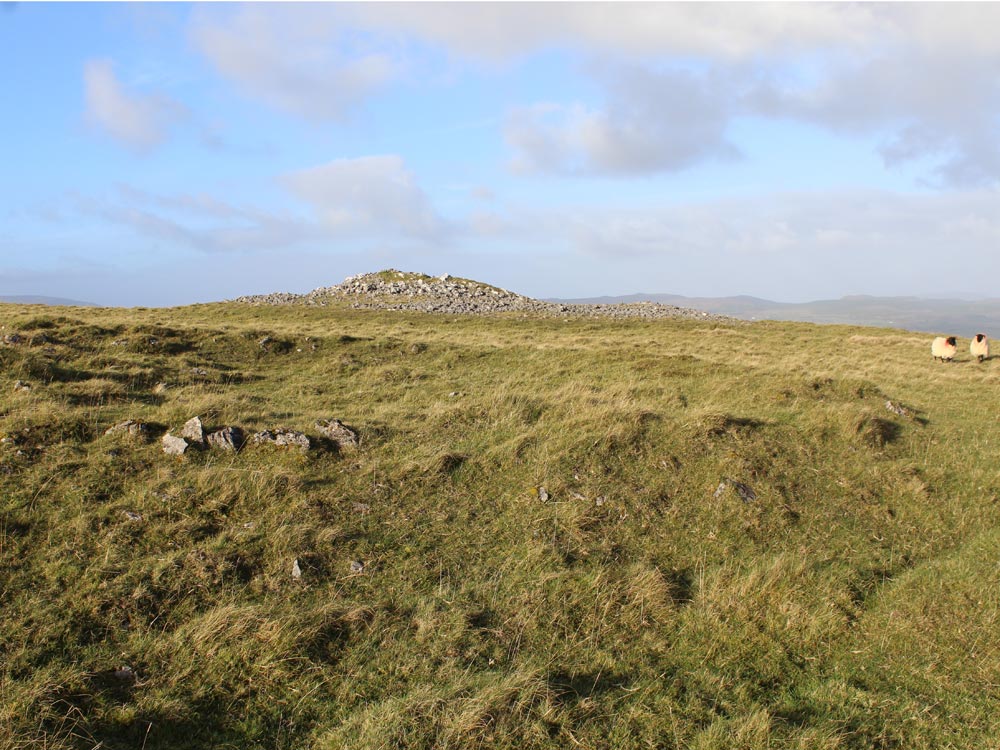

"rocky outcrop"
[207,426,244,452]
[251,429,311,452]
[233,269,734,322]
[316,419,358,449]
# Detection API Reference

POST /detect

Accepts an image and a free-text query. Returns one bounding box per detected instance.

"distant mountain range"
[549,293,1000,335]
[0,295,97,307]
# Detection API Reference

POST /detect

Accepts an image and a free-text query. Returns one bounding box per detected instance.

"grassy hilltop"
[2,299,1000,749]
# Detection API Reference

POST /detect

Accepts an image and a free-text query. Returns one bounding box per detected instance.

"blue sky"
[3,2,1000,306]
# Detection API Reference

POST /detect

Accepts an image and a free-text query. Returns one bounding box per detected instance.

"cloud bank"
[83,59,185,150]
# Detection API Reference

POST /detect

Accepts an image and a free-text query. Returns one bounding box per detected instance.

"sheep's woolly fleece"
[931,336,958,361]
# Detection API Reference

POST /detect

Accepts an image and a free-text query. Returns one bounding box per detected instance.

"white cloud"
[83,59,185,150]
[191,5,393,121]
[76,186,319,254]
[478,188,1000,300]
[350,2,883,62]
[506,65,741,176]
[182,4,1000,185]
[282,155,449,241]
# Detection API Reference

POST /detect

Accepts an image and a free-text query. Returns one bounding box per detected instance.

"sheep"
[971,333,989,362]
[931,336,957,362]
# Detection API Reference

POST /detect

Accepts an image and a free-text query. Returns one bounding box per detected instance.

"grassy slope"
[1,303,999,749]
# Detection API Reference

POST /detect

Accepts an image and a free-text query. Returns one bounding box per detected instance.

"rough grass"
[2,302,1000,749]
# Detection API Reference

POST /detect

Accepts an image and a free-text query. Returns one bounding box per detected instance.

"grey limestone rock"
[207,426,244,452]
[105,419,149,439]
[252,429,310,452]
[316,419,358,449]
[182,416,205,445]
[714,478,757,502]
[162,433,189,455]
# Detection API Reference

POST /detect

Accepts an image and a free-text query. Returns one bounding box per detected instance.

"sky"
[4,2,1000,306]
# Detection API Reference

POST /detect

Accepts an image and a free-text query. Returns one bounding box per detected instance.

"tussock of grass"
[2,304,1000,748]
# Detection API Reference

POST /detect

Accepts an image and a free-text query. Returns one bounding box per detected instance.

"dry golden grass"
[1,302,1000,748]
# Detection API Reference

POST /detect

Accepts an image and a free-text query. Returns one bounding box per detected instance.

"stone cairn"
[233,270,733,322]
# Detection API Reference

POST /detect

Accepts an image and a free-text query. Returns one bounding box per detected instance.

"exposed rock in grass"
[350,559,365,573]
[316,418,358,449]
[104,419,149,439]
[885,400,909,417]
[12,380,31,392]
[252,429,310,451]
[535,486,550,502]
[162,433,189,455]
[714,478,757,502]
[122,510,143,522]
[112,666,136,683]
[3,333,23,345]
[182,416,206,445]
[207,426,244,452]
[292,558,302,580]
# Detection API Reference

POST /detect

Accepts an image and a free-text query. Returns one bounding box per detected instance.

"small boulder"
[714,478,756,502]
[350,559,365,574]
[162,433,189,456]
[207,426,244,452]
[316,419,358,449]
[12,380,31,392]
[252,429,310,452]
[885,400,909,418]
[292,558,302,580]
[182,416,205,445]
[104,420,149,439]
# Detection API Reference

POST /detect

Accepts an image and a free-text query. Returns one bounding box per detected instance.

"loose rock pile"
[233,269,733,322]
[111,415,359,456]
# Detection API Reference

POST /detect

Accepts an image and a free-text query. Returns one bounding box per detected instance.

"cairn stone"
[104,420,149,439]
[162,433,189,455]
[229,269,735,323]
[182,416,205,445]
[316,419,358,449]
[252,429,310,452]
[207,426,244,452]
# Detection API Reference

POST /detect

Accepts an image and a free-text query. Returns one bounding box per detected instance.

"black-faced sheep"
[931,336,957,362]
[971,333,989,362]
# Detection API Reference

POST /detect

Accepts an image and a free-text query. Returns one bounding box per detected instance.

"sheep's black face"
[946,337,957,346]
[976,334,986,343]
